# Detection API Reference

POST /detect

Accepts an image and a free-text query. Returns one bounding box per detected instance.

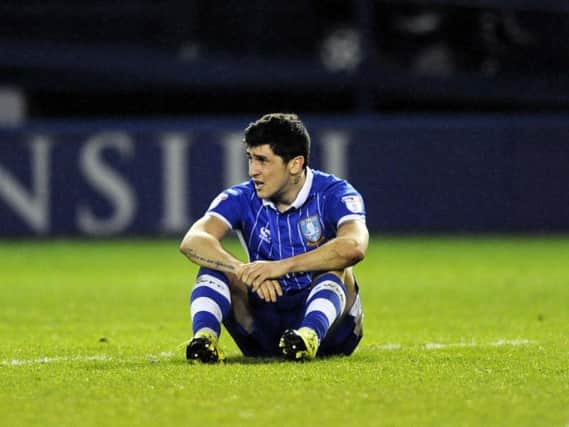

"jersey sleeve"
[205,187,245,230]
[323,181,367,230]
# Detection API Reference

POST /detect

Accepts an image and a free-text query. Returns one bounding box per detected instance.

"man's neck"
[275,170,307,212]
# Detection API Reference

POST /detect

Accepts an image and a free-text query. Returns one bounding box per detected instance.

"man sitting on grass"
[180,113,368,362]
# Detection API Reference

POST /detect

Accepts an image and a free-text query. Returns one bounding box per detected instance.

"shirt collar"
[261,167,314,211]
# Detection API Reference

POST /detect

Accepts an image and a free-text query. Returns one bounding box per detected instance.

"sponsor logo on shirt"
[299,215,324,246]
[342,195,364,213]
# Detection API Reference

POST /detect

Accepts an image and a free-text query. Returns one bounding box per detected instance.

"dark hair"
[244,113,310,168]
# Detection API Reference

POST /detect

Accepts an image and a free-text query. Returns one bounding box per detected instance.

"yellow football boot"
[279,327,319,361]
[186,330,225,363]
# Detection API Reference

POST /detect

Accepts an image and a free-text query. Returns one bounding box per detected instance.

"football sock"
[300,273,347,342]
[190,268,231,338]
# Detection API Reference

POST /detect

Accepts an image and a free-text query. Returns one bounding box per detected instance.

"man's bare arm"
[238,219,369,289]
[179,215,242,273]
[180,215,283,302]
[287,219,369,271]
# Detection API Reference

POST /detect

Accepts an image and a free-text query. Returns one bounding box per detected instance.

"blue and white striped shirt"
[206,168,366,293]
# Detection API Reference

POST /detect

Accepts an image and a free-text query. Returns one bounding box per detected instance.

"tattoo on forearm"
[186,248,235,272]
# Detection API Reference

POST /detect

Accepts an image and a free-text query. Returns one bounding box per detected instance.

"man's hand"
[236,261,289,302]
[254,279,283,303]
[237,260,288,289]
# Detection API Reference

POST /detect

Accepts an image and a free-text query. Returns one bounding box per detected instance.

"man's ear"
[289,155,305,174]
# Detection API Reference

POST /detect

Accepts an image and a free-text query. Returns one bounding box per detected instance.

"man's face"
[246,144,290,200]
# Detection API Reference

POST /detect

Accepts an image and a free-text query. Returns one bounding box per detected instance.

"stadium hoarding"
[0,123,354,236]
[1,115,569,236]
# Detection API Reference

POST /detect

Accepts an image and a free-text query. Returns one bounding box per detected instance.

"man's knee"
[225,273,254,333]
[312,269,357,314]
[195,267,254,333]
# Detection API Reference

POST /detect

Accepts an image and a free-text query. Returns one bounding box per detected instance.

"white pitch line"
[1,340,536,366]
[1,355,114,366]
[374,343,402,351]
[0,352,175,367]
[372,339,536,351]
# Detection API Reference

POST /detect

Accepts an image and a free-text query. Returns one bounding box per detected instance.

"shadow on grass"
[225,355,286,365]
[77,354,352,370]
[72,354,288,370]
[68,349,363,371]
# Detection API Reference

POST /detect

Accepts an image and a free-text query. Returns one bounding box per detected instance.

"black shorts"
[223,286,364,358]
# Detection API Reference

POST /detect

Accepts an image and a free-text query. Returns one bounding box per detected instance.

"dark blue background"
[1,114,568,236]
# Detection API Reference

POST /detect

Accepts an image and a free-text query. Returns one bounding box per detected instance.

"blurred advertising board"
[1,115,569,236]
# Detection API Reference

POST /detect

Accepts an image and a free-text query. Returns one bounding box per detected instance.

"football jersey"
[206,168,366,293]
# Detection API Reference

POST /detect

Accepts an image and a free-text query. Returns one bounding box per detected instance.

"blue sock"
[300,273,347,341]
[190,268,231,338]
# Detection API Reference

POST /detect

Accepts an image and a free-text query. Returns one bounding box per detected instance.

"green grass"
[1,236,568,427]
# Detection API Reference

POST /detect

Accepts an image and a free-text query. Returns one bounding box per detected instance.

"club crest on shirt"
[299,215,324,246]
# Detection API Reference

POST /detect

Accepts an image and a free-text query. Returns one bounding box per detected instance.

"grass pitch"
[1,236,568,427]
